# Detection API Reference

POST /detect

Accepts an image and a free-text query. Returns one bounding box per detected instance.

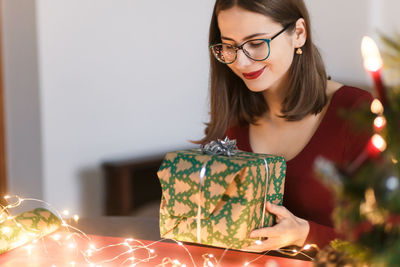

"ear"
[293,18,307,48]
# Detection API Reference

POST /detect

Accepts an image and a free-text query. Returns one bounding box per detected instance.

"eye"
[247,40,265,48]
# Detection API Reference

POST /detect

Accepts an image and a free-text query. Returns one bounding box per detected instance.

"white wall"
[307,0,370,86]
[37,0,214,216]
[2,0,400,216]
[2,0,43,201]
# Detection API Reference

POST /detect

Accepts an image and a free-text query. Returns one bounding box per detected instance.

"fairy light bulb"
[62,210,70,216]
[52,234,61,241]
[386,176,399,191]
[26,244,33,255]
[374,116,386,130]
[254,240,262,245]
[361,36,383,72]
[2,226,11,234]
[73,215,79,222]
[370,99,384,114]
[303,244,311,250]
[371,134,387,152]
[86,249,93,257]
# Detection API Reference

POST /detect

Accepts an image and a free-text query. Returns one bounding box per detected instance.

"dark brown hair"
[198,0,327,144]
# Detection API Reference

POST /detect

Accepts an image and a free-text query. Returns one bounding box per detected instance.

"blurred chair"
[102,155,164,216]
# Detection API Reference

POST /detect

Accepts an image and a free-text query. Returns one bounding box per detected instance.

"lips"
[242,66,266,80]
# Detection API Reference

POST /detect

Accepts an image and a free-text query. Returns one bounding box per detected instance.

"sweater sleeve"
[306,220,341,248]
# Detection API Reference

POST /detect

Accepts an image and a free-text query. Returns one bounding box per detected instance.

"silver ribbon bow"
[201,137,237,157]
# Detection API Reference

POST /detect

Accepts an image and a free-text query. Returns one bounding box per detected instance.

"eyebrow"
[221,33,268,42]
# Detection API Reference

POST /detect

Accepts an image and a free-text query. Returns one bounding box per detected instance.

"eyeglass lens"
[212,40,270,63]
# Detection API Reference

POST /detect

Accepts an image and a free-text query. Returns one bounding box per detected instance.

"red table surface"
[0,232,312,267]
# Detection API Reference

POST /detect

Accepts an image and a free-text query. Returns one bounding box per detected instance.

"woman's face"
[217,6,298,93]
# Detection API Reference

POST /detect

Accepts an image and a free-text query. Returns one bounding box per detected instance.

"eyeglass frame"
[210,23,294,64]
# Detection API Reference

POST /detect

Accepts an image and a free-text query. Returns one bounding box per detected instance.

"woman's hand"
[244,202,310,252]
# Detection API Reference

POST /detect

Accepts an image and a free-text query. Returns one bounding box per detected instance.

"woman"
[201,0,373,251]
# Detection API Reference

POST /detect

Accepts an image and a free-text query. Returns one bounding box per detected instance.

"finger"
[243,237,282,252]
[249,225,281,238]
[266,202,290,218]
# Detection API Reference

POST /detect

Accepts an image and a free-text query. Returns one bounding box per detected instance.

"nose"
[232,49,253,69]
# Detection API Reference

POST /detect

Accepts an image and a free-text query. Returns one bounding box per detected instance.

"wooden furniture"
[103,155,164,215]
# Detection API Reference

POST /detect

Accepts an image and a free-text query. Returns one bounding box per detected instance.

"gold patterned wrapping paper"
[0,208,61,254]
[158,149,286,250]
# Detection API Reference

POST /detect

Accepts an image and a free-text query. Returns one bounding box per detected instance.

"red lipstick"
[242,66,266,80]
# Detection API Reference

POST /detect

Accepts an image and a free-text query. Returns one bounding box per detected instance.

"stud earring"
[296,48,303,55]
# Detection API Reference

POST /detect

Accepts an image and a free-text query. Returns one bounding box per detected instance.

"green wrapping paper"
[0,208,61,254]
[158,149,286,250]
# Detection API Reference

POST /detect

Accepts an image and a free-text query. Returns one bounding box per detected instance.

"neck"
[262,83,288,123]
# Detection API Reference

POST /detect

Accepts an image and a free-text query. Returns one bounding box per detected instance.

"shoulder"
[330,85,374,109]
[225,124,248,140]
[225,124,251,151]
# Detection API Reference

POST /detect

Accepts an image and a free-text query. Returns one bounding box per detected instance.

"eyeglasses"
[210,23,293,64]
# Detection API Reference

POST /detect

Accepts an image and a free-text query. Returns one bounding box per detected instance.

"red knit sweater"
[225,86,373,248]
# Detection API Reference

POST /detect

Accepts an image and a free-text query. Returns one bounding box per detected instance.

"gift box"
[158,148,286,250]
[0,208,61,254]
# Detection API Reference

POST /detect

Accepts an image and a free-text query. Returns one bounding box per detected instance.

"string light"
[371,134,387,152]
[52,234,61,241]
[254,240,263,245]
[371,99,384,114]
[373,116,386,131]
[0,194,321,266]
[62,210,70,216]
[361,36,383,72]
[26,244,33,255]
[2,226,11,234]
